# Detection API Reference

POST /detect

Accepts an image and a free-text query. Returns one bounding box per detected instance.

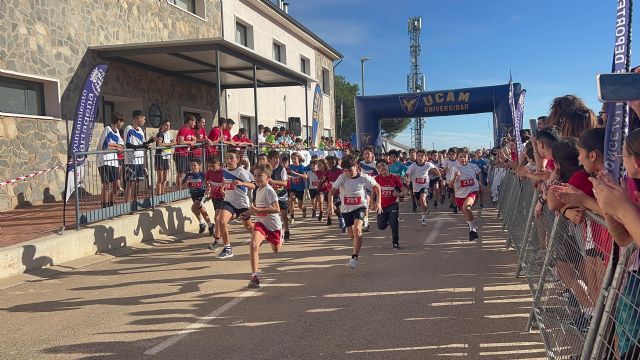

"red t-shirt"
[208,127,223,142]
[322,168,342,193]
[175,126,196,155]
[567,170,594,197]
[206,169,224,200]
[192,127,207,157]
[375,174,402,208]
[545,159,555,171]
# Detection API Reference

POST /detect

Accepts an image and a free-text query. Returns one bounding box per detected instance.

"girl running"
[406,149,441,226]
[447,149,481,241]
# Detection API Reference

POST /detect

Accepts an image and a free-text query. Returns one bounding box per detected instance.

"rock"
[2,117,17,139]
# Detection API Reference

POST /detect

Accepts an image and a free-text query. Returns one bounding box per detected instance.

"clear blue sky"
[289,0,632,150]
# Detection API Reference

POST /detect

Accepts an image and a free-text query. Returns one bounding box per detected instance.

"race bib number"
[415,177,427,184]
[460,179,474,188]
[189,180,202,189]
[292,177,303,184]
[344,196,362,205]
[224,181,235,190]
[381,189,395,197]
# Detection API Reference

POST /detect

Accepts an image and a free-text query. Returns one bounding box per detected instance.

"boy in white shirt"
[247,163,283,288]
[328,155,381,269]
[447,149,481,241]
[406,149,441,226]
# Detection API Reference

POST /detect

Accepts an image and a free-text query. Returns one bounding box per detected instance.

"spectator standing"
[97,112,125,208]
[124,110,155,208]
[208,117,226,158]
[155,119,176,197]
[233,128,253,170]
[193,114,212,161]
[175,115,197,189]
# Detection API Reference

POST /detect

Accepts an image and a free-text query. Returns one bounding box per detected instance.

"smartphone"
[529,119,538,136]
[597,73,640,102]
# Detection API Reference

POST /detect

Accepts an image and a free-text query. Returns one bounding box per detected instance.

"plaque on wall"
[148,103,162,128]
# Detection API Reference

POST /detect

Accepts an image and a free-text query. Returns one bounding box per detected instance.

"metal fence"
[492,168,640,359]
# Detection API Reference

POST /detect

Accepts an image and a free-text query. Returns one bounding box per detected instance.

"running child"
[375,160,403,249]
[328,155,381,268]
[267,150,290,241]
[447,149,481,241]
[288,152,308,221]
[247,163,283,289]
[429,150,443,208]
[443,147,459,213]
[406,149,441,226]
[322,155,345,231]
[217,149,255,259]
[205,158,224,250]
[315,159,329,222]
[359,146,378,232]
[306,160,321,219]
[183,158,214,236]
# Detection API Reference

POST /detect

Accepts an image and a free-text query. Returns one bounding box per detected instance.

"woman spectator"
[557,107,598,139]
[546,95,590,129]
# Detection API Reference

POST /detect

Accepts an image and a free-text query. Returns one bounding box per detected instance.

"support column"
[215,49,222,121]
[253,65,259,145]
[305,84,309,146]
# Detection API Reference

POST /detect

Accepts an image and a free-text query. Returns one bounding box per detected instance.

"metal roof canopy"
[91,38,312,90]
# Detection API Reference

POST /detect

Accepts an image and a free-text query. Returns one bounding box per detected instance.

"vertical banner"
[604,0,632,179]
[507,74,516,143]
[514,90,526,155]
[64,64,108,202]
[311,84,322,147]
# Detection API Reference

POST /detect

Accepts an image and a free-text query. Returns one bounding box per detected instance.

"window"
[273,41,286,64]
[0,76,45,116]
[322,68,330,95]
[235,19,254,49]
[240,115,254,140]
[102,100,114,126]
[300,56,310,75]
[167,0,205,18]
[324,129,332,138]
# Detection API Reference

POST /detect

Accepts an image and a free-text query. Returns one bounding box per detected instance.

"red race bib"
[344,196,362,205]
[415,177,427,184]
[292,177,303,184]
[381,189,395,197]
[224,182,235,190]
[460,179,474,187]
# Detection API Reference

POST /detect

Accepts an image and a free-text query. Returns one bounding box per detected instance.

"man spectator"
[208,117,226,157]
[193,114,211,161]
[233,128,253,169]
[176,115,197,189]
[97,112,125,208]
[223,118,237,147]
[124,110,155,208]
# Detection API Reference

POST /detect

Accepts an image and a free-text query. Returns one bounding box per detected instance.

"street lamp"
[360,57,371,96]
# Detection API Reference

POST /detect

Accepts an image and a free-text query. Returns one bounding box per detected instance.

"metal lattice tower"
[407,16,425,149]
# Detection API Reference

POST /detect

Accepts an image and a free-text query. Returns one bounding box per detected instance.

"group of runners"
[180,145,487,288]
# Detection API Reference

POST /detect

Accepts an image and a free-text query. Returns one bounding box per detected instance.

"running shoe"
[198,223,206,234]
[412,201,417,213]
[392,243,400,250]
[289,216,295,225]
[362,224,370,232]
[284,230,290,240]
[433,201,438,209]
[248,275,260,289]
[208,225,215,237]
[469,230,479,241]
[208,240,220,251]
[217,247,234,259]
[318,211,323,222]
[302,207,307,218]
[312,209,316,219]
[421,218,427,226]
[347,257,358,269]
[327,217,332,226]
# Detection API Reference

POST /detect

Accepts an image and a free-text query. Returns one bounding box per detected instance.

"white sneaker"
[421,218,427,226]
[347,257,358,269]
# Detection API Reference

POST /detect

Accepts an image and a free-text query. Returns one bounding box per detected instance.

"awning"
[90,38,312,90]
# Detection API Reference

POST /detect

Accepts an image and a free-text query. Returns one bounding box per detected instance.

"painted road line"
[423,218,456,245]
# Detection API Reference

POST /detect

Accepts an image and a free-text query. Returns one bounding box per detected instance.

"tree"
[334,75,412,140]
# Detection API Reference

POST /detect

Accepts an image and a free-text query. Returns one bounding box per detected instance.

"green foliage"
[334,74,412,140]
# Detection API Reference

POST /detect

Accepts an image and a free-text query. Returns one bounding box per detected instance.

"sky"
[288,0,632,150]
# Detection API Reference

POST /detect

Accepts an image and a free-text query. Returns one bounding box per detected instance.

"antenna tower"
[407,16,425,149]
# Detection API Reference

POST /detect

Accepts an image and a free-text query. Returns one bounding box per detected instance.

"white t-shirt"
[124,125,146,165]
[359,160,378,177]
[448,163,480,198]
[222,166,254,209]
[307,170,319,190]
[254,184,282,231]
[156,130,174,160]
[406,161,438,192]
[332,173,377,213]
[97,126,123,167]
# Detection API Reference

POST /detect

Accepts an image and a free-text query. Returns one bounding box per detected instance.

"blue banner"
[311,84,322,147]
[65,64,108,201]
[604,0,632,179]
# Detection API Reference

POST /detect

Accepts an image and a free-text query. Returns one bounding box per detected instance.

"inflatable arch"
[354,83,522,150]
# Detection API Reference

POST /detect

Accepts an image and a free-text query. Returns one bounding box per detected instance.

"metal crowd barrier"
[493,170,639,360]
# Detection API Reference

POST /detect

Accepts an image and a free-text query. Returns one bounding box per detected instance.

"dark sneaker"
[393,243,400,250]
[453,207,458,214]
[208,240,220,251]
[362,224,370,232]
[327,217,332,226]
[318,211,323,222]
[248,275,260,289]
[199,223,206,234]
[208,225,215,237]
[284,230,290,240]
[469,230,479,241]
[302,207,307,218]
[217,247,233,259]
[312,209,316,219]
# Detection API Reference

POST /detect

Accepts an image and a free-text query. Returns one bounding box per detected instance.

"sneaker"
[433,201,438,209]
[248,275,260,289]
[208,240,220,251]
[312,209,316,219]
[289,217,295,225]
[469,230,479,241]
[327,217,332,226]
[198,223,206,234]
[453,207,458,214]
[347,257,358,269]
[392,243,400,250]
[217,247,233,259]
[284,230,290,240]
[421,218,427,226]
[208,225,215,237]
[362,224,370,232]
[302,207,307,218]
[318,211,323,222]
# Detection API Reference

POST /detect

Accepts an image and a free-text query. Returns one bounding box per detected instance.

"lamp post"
[360,57,371,96]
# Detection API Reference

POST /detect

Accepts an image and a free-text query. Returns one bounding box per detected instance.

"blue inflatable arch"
[354,83,522,150]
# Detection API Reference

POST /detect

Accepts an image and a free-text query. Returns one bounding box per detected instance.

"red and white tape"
[0,163,67,187]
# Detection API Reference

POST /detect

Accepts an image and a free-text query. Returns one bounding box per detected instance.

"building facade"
[0,0,341,211]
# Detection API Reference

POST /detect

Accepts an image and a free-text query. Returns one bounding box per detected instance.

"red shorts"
[253,222,282,246]
[455,192,477,209]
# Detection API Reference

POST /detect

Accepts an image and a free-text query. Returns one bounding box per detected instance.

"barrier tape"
[0,162,66,187]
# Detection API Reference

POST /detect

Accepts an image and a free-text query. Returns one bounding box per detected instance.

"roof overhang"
[91,38,313,90]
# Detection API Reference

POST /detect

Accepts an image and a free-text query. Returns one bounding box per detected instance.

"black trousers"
[377,203,399,243]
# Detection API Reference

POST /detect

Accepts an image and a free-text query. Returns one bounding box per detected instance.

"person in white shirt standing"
[124,110,155,208]
[328,155,381,269]
[96,113,125,208]
[359,146,378,232]
[447,149,481,241]
[406,149,441,226]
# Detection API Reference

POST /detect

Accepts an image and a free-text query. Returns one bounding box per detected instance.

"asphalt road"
[0,200,545,359]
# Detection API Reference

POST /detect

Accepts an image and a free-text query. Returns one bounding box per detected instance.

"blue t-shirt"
[184,172,206,197]
[289,164,307,191]
[389,161,407,177]
[470,159,488,172]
